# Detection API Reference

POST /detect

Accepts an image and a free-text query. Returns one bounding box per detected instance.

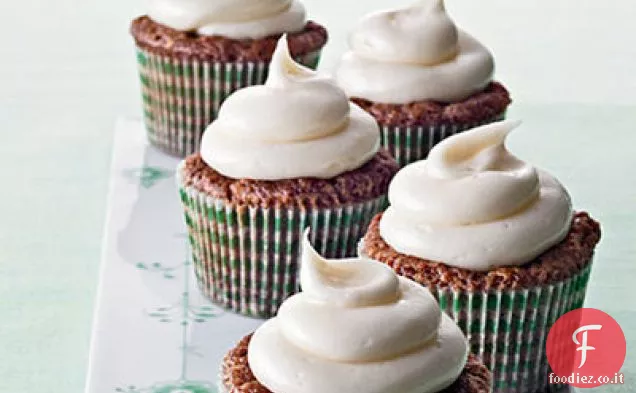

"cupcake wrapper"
[380,112,506,167]
[177,173,387,318]
[136,48,321,157]
[432,261,593,393]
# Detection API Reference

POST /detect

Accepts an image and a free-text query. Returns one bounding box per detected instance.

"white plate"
[85,119,262,393]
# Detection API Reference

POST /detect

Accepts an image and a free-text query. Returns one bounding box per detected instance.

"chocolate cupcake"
[336,0,511,167]
[221,234,492,393]
[131,0,328,156]
[177,38,399,317]
[361,120,601,393]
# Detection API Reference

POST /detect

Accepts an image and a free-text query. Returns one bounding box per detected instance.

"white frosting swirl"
[248,231,468,393]
[380,120,573,271]
[201,37,380,180]
[336,0,494,104]
[146,0,306,39]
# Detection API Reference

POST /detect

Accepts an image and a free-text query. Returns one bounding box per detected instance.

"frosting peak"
[420,120,540,225]
[380,120,573,271]
[147,0,306,39]
[201,37,380,180]
[336,0,494,104]
[248,233,468,393]
[300,230,400,307]
[219,38,350,143]
[350,0,458,66]
[428,119,521,176]
[267,39,317,85]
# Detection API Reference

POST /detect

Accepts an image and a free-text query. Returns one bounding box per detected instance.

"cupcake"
[131,0,328,157]
[221,232,492,393]
[361,120,601,392]
[335,0,511,167]
[177,37,399,318]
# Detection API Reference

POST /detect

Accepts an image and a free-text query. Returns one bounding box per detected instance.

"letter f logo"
[572,324,603,368]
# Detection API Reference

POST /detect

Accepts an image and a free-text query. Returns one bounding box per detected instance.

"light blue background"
[0,0,634,392]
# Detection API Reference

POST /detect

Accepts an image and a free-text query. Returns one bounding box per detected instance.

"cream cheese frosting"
[247,231,468,393]
[336,0,494,104]
[200,37,380,180]
[146,0,306,39]
[380,120,573,271]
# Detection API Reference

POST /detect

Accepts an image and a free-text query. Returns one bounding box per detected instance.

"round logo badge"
[546,308,626,388]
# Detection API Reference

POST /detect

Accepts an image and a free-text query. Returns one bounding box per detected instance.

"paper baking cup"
[177,174,387,318]
[432,262,593,393]
[380,112,506,167]
[136,48,321,157]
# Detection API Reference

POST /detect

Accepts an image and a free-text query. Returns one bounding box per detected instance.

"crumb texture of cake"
[131,16,328,61]
[352,82,511,127]
[180,151,398,209]
[365,211,600,291]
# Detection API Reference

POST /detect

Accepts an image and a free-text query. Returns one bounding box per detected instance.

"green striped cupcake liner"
[136,48,321,157]
[177,169,387,318]
[380,112,506,168]
[433,261,593,393]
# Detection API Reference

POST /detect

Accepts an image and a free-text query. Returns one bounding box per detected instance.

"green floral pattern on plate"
[124,166,173,189]
[115,234,221,393]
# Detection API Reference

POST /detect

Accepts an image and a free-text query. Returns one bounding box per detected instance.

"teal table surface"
[1,1,636,392]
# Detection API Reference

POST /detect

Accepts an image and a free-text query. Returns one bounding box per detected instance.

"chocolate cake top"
[363,211,601,290]
[352,82,511,128]
[179,151,399,209]
[131,16,328,62]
